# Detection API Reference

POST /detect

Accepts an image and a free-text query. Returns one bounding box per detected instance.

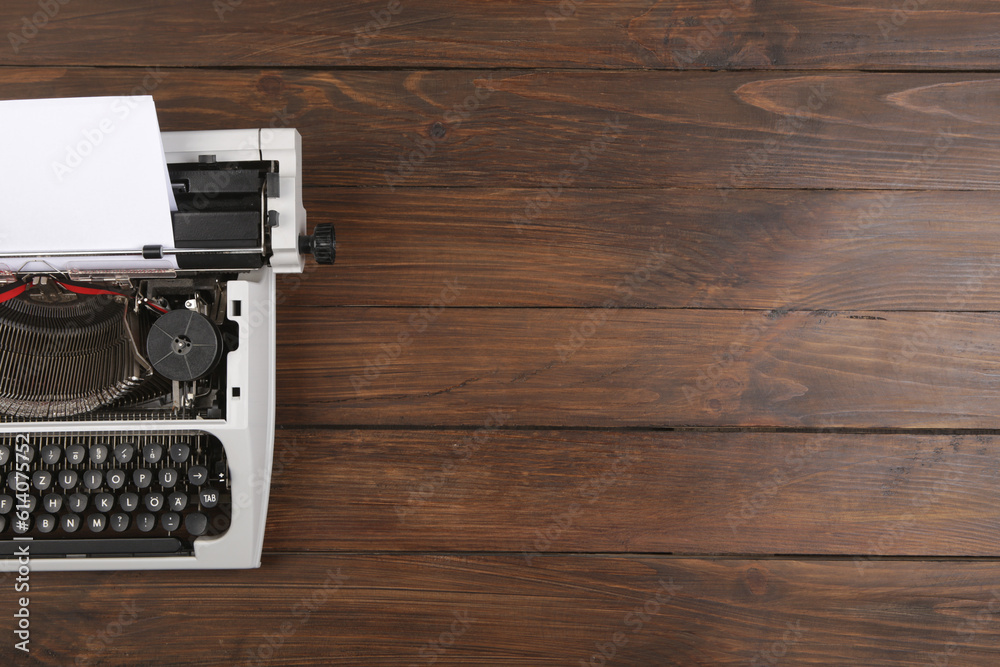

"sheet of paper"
[0,95,178,273]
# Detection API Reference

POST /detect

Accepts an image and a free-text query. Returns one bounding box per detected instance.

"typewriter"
[0,128,334,570]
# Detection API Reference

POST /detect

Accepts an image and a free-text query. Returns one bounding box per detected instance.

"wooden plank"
[2,68,1000,189]
[2,1,1000,70]
[264,429,1000,556]
[276,308,1000,428]
[13,555,1000,665]
[294,188,1000,309]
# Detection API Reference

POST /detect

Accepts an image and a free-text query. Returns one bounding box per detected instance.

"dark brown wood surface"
[264,429,1000,556]
[21,556,1000,666]
[3,69,1000,189]
[3,0,1000,664]
[276,309,1000,429]
[2,1,1000,70]
[293,188,1000,310]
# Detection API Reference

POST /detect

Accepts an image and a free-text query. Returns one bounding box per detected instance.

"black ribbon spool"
[146,309,223,382]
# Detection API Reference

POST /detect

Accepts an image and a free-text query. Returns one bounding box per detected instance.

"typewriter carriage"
[0,128,334,423]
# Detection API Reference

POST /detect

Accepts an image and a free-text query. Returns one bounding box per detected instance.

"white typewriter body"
[0,128,325,570]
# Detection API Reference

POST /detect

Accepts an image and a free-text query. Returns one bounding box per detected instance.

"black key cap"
[94,493,115,513]
[40,445,61,465]
[106,469,126,490]
[42,493,62,513]
[0,538,182,556]
[87,514,107,533]
[36,514,56,533]
[133,469,152,489]
[6,472,26,492]
[61,514,81,533]
[158,468,178,488]
[20,496,36,513]
[161,512,180,532]
[136,513,155,532]
[0,516,6,532]
[114,443,135,464]
[68,493,88,513]
[0,495,12,514]
[11,515,29,534]
[15,445,34,464]
[82,469,103,490]
[58,469,78,490]
[31,470,52,491]
[142,443,163,464]
[89,444,109,465]
[168,492,188,512]
[199,488,220,508]
[0,445,9,466]
[185,512,208,536]
[110,513,129,532]
[119,493,139,512]
[188,466,208,486]
[65,444,86,465]
[144,493,164,512]
[169,442,191,463]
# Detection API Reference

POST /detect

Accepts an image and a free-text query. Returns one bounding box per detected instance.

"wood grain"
[2,1,1000,70]
[276,308,1000,429]
[2,69,1000,189]
[11,555,1000,666]
[294,188,1000,309]
[264,429,1000,556]
[5,3,1000,665]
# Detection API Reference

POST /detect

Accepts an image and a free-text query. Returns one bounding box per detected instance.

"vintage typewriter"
[0,128,334,570]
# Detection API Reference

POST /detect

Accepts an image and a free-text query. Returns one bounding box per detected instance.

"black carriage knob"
[298,224,336,265]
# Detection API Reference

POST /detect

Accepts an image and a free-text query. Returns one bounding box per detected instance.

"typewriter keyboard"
[0,432,230,558]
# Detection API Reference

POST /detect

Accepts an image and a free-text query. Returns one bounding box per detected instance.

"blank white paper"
[0,95,179,273]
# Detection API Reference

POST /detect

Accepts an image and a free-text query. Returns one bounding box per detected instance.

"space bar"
[0,539,183,557]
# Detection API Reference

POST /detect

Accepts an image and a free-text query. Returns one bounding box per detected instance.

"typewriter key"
[185,512,208,536]
[40,445,61,465]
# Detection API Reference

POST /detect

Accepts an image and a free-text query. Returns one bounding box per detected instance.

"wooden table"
[4,1,1000,664]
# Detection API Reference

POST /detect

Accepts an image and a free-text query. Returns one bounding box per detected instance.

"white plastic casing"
[161,128,307,274]
[0,129,305,570]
